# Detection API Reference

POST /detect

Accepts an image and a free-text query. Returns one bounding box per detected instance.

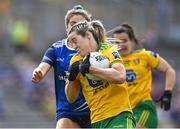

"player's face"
[113,32,135,56]
[68,32,91,57]
[66,14,87,33]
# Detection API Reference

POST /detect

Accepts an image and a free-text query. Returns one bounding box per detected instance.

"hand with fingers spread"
[32,68,43,83]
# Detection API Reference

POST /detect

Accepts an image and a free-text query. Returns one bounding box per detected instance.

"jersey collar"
[96,42,102,51]
[65,38,76,51]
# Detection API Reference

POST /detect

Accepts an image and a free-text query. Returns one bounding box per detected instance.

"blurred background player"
[111,23,176,128]
[31,5,92,128]
[65,20,135,128]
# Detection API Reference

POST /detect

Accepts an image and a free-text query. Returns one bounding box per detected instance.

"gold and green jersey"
[70,42,132,123]
[121,49,160,108]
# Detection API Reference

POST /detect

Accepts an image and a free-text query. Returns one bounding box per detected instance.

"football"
[85,52,110,80]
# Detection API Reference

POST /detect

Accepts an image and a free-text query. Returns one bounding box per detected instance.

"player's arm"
[32,62,51,83]
[65,57,80,103]
[90,62,126,84]
[147,50,175,110]
[65,79,80,103]
[155,56,176,111]
[156,57,176,91]
[65,60,81,103]
[32,46,55,83]
[80,47,126,84]
[147,50,176,91]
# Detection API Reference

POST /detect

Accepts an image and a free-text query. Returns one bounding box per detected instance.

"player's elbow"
[170,67,176,75]
[65,90,76,103]
[65,83,79,103]
[66,96,76,103]
[166,66,176,77]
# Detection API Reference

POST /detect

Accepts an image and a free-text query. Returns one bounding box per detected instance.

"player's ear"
[85,31,92,39]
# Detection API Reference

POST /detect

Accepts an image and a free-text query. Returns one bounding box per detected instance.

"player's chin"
[78,51,86,57]
[119,49,129,55]
[119,49,125,54]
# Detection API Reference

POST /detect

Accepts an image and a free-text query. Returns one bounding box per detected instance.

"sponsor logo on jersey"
[112,52,120,59]
[87,79,109,94]
[126,69,138,86]
[95,55,107,61]
[69,53,76,56]
[133,58,140,64]
[56,57,64,62]
[126,70,136,82]
[58,75,67,81]
[151,51,157,58]
[87,79,103,88]
[93,82,109,95]
[58,71,68,81]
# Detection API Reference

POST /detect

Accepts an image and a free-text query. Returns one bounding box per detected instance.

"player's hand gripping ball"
[80,52,110,80]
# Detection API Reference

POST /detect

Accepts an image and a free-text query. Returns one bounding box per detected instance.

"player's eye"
[70,38,78,49]
[72,38,77,44]
[115,39,128,45]
[121,39,128,44]
[70,21,77,27]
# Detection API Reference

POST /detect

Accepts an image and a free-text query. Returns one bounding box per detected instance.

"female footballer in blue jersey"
[32,5,92,128]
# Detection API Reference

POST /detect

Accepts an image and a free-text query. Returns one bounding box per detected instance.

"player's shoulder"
[143,49,159,58]
[134,48,159,59]
[70,54,83,65]
[133,48,148,55]
[99,42,113,50]
[52,39,66,48]
[99,42,117,54]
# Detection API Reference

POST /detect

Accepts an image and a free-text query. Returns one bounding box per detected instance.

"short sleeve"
[146,50,160,69]
[70,54,83,65]
[105,46,123,66]
[41,46,55,66]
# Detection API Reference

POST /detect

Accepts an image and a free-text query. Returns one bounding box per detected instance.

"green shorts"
[133,100,158,128]
[91,111,136,128]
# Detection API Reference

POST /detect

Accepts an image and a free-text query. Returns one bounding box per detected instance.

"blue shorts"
[57,114,91,128]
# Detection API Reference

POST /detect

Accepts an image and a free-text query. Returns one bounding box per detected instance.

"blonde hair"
[65,7,92,27]
[68,20,106,43]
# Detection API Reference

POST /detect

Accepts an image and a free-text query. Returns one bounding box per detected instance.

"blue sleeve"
[41,46,55,66]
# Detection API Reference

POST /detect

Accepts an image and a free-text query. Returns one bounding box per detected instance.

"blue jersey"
[42,39,90,119]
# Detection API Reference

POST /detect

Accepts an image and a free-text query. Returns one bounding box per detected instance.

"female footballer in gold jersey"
[111,24,176,128]
[65,20,136,128]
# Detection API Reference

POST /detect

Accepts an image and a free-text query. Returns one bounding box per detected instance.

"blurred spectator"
[0,76,6,120]
[9,19,31,53]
